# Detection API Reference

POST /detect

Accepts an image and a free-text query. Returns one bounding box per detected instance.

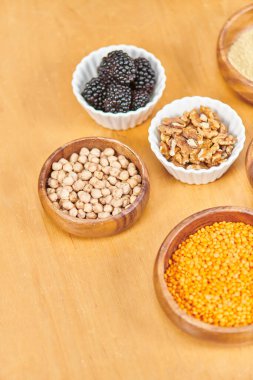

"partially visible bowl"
[217,4,253,104]
[246,138,253,188]
[72,45,166,130]
[38,137,150,237]
[148,96,245,185]
[154,206,253,343]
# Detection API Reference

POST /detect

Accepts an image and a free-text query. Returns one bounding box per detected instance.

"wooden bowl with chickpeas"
[38,137,150,238]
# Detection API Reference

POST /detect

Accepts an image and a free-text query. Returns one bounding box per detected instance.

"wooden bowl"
[154,206,253,343]
[246,139,253,188]
[38,137,150,238]
[217,4,253,104]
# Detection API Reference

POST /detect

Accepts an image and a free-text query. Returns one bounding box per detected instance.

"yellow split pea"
[164,222,253,327]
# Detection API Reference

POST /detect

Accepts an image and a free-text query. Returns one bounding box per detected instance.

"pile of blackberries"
[82,50,156,113]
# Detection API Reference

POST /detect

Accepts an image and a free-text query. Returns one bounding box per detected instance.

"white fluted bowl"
[72,45,166,130]
[148,96,245,185]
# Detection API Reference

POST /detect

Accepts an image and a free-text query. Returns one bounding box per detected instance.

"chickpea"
[48,192,58,202]
[70,153,78,163]
[72,179,85,192]
[69,207,78,217]
[56,187,63,196]
[90,148,101,157]
[119,170,129,181]
[111,198,123,208]
[121,183,131,195]
[59,158,68,165]
[105,195,112,205]
[101,166,110,175]
[109,167,120,177]
[99,197,106,205]
[64,185,73,193]
[52,201,60,209]
[94,171,103,180]
[73,162,83,173]
[88,154,100,164]
[78,155,87,164]
[80,170,92,181]
[52,162,62,171]
[84,162,97,173]
[62,200,74,210]
[80,147,89,156]
[103,148,115,156]
[100,157,109,167]
[128,164,137,177]
[133,185,141,196]
[48,178,58,189]
[83,183,93,193]
[69,191,78,203]
[63,163,72,173]
[101,188,111,197]
[130,195,137,204]
[47,188,55,195]
[83,203,93,213]
[93,203,103,213]
[75,200,84,209]
[93,180,105,190]
[103,204,113,213]
[90,198,99,205]
[122,195,130,207]
[69,172,78,181]
[112,188,123,199]
[111,161,121,169]
[77,209,86,219]
[51,170,59,180]
[63,176,74,186]
[118,155,129,169]
[132,174,142,184]
[78,191,91,203]
[108,155,118,164]
[57,170,66,183]
[127,178,138,189]
[86,212,97,219]
[112,207,122,216]
[108,176,117,185]
[91,189,102,199]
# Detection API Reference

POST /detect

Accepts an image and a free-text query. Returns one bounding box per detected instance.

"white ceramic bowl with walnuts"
[148,96,245,185]
[72,44,166,130]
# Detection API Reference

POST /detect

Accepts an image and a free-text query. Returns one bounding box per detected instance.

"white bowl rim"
[148,96,245,175]
[72,44,166,117]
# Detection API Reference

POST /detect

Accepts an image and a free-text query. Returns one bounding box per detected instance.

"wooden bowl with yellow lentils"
[154,206,253,343]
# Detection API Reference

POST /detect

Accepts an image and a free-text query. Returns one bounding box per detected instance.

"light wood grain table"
[1,1,253,379]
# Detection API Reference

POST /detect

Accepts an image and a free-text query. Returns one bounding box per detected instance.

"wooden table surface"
[1,1,253,379]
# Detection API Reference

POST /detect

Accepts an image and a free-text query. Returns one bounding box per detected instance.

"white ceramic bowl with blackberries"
[72,45,166,130]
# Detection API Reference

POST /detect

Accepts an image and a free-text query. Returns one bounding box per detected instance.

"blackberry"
[103,83,131,113]
[98,50,136,85]
[131,90,150,110]
[134,57,156,94]
[81,77,106,110]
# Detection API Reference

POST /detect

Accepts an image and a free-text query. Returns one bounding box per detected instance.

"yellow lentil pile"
[164,222,253,327]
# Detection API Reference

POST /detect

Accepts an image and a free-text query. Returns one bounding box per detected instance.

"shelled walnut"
[159,106,237,169]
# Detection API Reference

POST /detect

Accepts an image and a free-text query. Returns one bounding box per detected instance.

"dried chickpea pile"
[159,106,237,170]
[164,222,253,327]
[47,147,142,219]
